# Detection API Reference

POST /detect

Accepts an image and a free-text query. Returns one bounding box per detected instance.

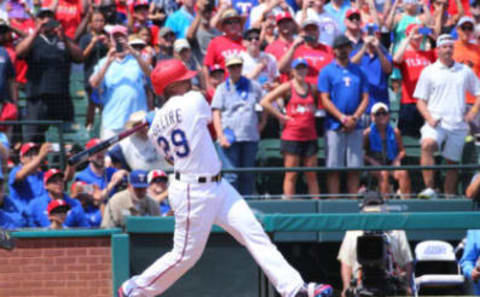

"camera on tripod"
[345,192,407,297]
[346,231,405,297]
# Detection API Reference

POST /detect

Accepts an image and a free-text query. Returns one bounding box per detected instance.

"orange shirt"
[453,41,480,104]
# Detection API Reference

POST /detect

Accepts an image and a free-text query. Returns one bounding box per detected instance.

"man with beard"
[15,7,83,142]
[74,138,129,203]
[319,34,368,197]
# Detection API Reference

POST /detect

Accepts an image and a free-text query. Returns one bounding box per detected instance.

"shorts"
[420,124,468,162]
[398,103,424,138]
[280,139,318,157]
[325,129,364,167]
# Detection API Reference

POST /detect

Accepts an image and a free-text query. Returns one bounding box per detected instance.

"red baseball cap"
[209,64,224,73]
[346,8,361,19]
[147,169,168,184]
[405,23,419,36]
[85,138,101,150]
[44,168,64,185]
[47,199,70,215]
[20,142,39,157]
[133,0,149,7]
[276,12,293,24]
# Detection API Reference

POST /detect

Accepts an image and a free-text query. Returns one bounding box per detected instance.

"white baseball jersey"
[147,91,222,175]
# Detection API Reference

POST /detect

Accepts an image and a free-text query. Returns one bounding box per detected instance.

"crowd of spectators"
[1,0,480,229]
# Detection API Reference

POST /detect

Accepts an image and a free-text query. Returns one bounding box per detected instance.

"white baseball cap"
[457,16,475,27]
[371,102,389,114]
[174,39,191,53]
[437,34,455,46]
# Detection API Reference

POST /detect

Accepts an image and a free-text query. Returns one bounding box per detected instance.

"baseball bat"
[67,122,149,166]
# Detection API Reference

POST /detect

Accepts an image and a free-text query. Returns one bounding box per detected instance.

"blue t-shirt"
[84,204,102,227]
[165,6,195,39]
[0,46,15,101]
[357,47,392,113]
[8,165,46,212]
[25,193,89,228]
[94,54,148,131]
[75,165,118,196]
[318,61,369,131]
[75,165,117,189]
[324,1,351,33]
[0,195,26,230]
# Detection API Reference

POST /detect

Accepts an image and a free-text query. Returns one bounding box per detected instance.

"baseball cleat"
[296,283,333,297]
[117,286,128,297]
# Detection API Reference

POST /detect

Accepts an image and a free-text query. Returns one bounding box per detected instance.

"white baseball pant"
[122,178,305,297]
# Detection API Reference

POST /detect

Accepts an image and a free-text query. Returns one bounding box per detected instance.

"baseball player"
[118,59,333,297]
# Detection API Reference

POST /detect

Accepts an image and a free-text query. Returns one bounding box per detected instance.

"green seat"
[402,135,421,158]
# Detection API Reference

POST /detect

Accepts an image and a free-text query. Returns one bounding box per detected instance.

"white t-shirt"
[414,60,480,130]
[337,230,413,275]
[148,91,221,175]
[295,9,340,46]
[241,51,279,87]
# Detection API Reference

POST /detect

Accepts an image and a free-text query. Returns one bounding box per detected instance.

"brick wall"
[0,237,112,297]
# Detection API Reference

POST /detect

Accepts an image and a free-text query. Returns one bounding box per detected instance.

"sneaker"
[295,283,333,297]
[418,188,437,199]
[117,287,128,297]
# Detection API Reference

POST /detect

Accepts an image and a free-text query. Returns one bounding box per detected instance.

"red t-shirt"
[8,19,34,84]
[282,82,317,141]
[43,0,83,39]
[394,49,436,104]
[266,38,292,83]
[293,43,333,108]
[204,35,246,69]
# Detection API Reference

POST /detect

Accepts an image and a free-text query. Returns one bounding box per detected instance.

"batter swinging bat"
[67,122,149,166]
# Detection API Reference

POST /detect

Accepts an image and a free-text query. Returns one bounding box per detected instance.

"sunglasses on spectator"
[247,35,260,41]
[348,14,361,21]
[224,19,241,25]
[374,111,389,117]
[132,44,146,50]
[227,64,242,69]
[461,25,474,31]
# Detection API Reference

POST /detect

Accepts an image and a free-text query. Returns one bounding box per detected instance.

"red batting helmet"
[151,59,197,96]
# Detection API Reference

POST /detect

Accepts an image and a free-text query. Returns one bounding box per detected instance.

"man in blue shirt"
[75,138,128,202]
[351,24,392,117]
[165,0,195,39]
[25,168,89,228]
[0,171,26,230]
[8,143,50,211]
[460,230,480,295]
[319,34,369,197]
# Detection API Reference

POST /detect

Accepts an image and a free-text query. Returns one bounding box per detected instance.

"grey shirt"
[101,189,160,228]
[211,79,263,142]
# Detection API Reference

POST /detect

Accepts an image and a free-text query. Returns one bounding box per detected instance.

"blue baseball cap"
[291,58,308,69]
[129,170,149,188]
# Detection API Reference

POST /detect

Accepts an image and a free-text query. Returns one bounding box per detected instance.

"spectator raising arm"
[126,43,152,76]
[392,29,414,64]
[56,25,84,63]
[14,143,51,182]
[15,19,49,58]
[89,48,116,89]
[278,36,304,73]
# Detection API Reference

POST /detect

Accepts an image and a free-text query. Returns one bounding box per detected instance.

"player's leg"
[120,182,220,297]
[214,180,332,297]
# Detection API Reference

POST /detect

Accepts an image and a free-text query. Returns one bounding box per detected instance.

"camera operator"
[337,192,413,297]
